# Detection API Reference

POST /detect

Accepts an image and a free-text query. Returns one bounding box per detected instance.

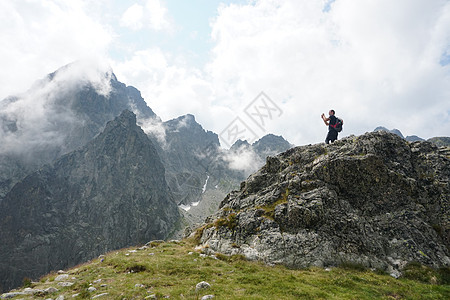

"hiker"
[321,110,341,144]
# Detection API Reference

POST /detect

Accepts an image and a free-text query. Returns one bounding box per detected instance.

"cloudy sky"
[1,0,449,147]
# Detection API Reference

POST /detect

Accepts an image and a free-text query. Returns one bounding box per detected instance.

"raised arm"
[321,113,329,125]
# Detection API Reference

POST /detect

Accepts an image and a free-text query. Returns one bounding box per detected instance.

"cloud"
[222,143,264,175]
[0,61,112,157]
[112,48,227,128]
[120,4,145,30]
[0,0,112,101]
[207,0,450,143]
[120,0,174,32]
[139,117,168,148]
[2,0,449,149]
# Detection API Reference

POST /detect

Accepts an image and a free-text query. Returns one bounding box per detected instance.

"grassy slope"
[4,240,449,299]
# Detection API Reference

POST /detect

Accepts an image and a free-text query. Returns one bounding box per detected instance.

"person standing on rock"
[321,110,338,144]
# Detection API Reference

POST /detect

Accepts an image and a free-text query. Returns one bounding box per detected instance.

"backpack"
[331,117,343,132]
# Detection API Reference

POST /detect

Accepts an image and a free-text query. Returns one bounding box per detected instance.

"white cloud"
[0,60,112,156]
[222,143,264,175]
[120,0,174,32]
[206,0,450,143]
[2,0,449,149]
[120,4,144,30]
[112,48,231,131]
[0,0,112,100]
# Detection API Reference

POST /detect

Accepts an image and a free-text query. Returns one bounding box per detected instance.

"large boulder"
[199,131,450,275]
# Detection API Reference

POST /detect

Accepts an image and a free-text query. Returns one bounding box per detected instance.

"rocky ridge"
[198,131,450,276]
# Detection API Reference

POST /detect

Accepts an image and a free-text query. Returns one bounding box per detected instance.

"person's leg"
[325,131,332,144]
[330,130,338,143]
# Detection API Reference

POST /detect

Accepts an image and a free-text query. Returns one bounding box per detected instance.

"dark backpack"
[331,117,343,132]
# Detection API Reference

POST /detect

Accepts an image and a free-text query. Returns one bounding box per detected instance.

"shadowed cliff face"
[0,110,179,292]
[0,64,156,201]
[198,131,450,276]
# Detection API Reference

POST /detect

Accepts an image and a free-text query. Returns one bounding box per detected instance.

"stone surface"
[199,132,450,274]
[55,274,69,281]
[195,281,211,291]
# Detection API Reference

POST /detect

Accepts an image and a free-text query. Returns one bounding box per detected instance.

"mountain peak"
[104,109,137,132]
[0,110,179,291]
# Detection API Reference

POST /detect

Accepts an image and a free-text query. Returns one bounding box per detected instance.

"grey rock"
[201,296,214,300]
[200,132,450,274]
[92,294,109,299]
[55,274,69,281]
[87,287,97,292]
[0,292,26,299]
[44,287,58,294]
[23,287,45,295]
[195,281,211,291]
[57,282,74,287]
[56,296,64,300]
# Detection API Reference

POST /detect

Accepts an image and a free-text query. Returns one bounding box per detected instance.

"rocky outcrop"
[198,131,449,276]
[0,110,179,292]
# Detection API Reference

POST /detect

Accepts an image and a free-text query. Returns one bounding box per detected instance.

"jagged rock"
[0,110,179,291]
[199,132,450,274]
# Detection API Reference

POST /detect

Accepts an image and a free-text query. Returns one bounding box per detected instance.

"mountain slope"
[198,131,450,276]
[0,110,179,292]
[1,240,449,299]
[0,62,156,200]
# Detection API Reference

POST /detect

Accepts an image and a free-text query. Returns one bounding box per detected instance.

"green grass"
[5,240,450,299]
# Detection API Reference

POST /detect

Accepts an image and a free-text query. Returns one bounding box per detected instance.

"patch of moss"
[214,213,238,231]
[190,223,214,245]
[216,252,247,262]
[258,188,289,220]
[22,277,32,288]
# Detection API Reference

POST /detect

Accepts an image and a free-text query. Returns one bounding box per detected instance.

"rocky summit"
[198,131,450,276]
[0,110,179,292]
